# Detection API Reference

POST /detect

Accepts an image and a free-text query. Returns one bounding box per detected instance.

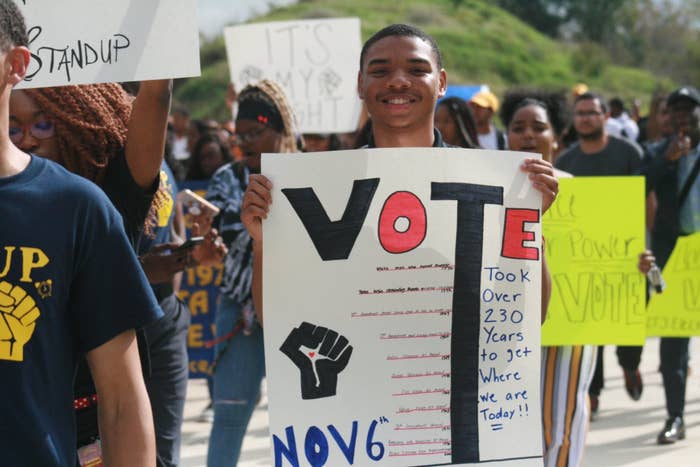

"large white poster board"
[225,18,362,134]
[15,0,201,88]
[262,148,544,466]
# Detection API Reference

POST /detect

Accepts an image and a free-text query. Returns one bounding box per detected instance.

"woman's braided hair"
[24,84,167,235]
[238,79,300,153]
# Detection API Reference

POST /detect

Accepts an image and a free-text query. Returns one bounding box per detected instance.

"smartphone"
[174,236,204,252]
[180,189,221,216]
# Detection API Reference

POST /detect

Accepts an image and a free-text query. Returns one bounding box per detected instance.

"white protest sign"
[224,18,362,134]
[262,149,544,466]
[15,0,201,88]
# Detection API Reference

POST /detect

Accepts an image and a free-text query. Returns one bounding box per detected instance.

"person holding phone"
[203,79,300,466]
[640,86,700,444]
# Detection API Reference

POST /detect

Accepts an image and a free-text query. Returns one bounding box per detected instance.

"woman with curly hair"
[501,88,594,467]
[10,82,171,239]
[203,79,299,466]
[9,80,217,467]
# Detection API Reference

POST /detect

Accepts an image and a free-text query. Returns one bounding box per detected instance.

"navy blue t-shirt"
[0,156,162,466]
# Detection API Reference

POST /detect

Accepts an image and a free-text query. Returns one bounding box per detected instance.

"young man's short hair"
[574,91,608,114]
[0,0,28,52]
[359,23,443,71]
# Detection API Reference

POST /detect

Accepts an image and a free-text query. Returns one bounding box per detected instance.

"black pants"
[660,337,690,418]
[589,345,643,397]
[141,294,191,467]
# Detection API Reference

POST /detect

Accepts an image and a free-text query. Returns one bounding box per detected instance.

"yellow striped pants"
[541,345,597,467]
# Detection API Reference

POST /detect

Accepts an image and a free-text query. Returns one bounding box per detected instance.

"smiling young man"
[356,25,447,148]
[242,24,557,322]
[0,2,159,465]
[241,23,556,464]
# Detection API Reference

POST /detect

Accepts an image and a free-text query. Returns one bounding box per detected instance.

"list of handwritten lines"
[367,263,454,459]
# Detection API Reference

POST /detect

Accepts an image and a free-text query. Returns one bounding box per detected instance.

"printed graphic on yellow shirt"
[157,170,175,227]
[0,281,41,362]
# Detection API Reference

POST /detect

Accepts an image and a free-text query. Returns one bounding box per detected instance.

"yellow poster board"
[647,232,700,336]
[541,177,646,345]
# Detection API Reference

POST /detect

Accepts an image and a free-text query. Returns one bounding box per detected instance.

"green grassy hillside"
[175,0,674,121]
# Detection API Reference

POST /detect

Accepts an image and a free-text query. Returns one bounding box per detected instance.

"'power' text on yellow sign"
[541,177,646,346]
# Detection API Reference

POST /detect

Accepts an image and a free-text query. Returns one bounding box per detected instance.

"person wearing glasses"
[203,79,299,466]
[554,91,644,418]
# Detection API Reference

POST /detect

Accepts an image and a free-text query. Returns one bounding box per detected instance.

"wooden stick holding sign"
[262,148,544,466]
[15,0,200,88]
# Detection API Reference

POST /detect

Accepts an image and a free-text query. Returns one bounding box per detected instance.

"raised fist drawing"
[0,281,41,362]
[280,322,353,399]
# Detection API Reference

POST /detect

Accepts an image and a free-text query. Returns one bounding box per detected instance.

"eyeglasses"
[9,121,55,144]
[232,126,268,146]
[574,111,603,118]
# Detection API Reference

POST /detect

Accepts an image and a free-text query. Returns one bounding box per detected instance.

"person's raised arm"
[241,174,273,324]
[520,158,558,322]
[125,79,173,189]
[86,329,155,466]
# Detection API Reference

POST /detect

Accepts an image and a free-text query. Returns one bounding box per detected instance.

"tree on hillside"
[606,0,700,84]
[497,0,699,86]
[495,0,568,37]
[496,0,629,42]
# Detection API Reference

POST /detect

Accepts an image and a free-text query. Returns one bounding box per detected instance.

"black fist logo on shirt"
[0,281,41,362]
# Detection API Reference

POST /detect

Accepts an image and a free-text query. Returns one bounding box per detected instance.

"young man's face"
[573,98,606,141]
[358,35,446,132]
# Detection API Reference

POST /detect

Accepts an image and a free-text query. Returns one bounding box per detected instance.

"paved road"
[181,337,700,466]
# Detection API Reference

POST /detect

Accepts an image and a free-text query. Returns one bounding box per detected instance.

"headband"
[236,89,284,132]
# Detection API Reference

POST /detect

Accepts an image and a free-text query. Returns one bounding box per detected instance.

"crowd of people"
[1,1,699,466]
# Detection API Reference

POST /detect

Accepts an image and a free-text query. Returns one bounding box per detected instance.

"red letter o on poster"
[378,191,427,254]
